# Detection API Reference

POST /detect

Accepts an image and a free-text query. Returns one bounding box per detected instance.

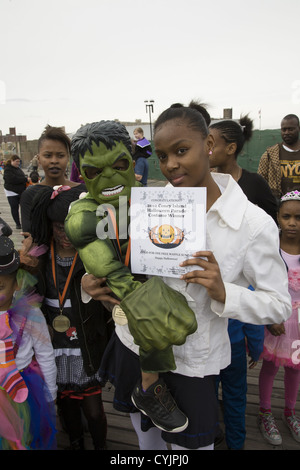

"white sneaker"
[258,412,282,446]
[282,412,300,443]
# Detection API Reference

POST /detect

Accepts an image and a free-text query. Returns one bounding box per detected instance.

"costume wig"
[71,120,133,170]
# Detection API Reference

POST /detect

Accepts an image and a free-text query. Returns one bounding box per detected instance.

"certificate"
[130,186,206,278]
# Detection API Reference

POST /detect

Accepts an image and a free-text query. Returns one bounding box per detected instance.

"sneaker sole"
[131,394,189,433]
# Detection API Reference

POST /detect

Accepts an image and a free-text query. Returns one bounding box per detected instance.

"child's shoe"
[131,378,188,433]
[257,411,282,445]
[282,410,300,443]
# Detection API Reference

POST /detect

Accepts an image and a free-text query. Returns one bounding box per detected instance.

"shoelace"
[261,413,279,435]
[155,385,176,411]
[286,415,300,434]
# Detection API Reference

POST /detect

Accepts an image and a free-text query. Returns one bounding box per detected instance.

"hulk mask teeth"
[102,185,125,197]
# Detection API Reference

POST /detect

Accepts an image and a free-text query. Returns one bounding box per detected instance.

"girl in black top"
[29,185,112,450]
[209,115,278,223]
[20,125,84,233]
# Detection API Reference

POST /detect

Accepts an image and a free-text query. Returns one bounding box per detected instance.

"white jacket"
[116,173,292,378]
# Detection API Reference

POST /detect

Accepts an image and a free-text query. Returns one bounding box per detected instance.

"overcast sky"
[1,0,300,140]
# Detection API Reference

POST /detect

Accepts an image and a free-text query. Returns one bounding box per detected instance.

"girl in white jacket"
[88,101,292,450]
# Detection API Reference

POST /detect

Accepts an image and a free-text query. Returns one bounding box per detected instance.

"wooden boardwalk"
[0,174,300,451]
[54,364,300,451]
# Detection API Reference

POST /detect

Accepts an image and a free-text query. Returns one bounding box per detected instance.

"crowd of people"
[0,105,299,451]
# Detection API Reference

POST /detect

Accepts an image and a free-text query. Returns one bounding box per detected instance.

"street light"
[144,100,154,141]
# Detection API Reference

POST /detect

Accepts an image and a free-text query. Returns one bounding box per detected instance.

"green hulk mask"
[80,140,136,208]
[65,121,197,373]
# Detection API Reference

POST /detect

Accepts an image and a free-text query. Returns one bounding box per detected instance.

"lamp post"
[144,100,154,141]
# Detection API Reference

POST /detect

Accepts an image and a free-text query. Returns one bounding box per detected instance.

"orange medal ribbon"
[51,239,78,332]
[107,207,130,267]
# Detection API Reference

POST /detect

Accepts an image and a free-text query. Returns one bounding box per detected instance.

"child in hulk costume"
[64,121,197,433]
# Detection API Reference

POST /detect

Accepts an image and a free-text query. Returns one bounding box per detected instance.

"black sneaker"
[131,378,188,433]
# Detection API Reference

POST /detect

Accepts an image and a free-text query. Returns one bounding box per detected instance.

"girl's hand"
[249,358,258,369]
[180,251,226,303]
[20,232,34,254]
[268,323,285,336]
[81,274,120,306]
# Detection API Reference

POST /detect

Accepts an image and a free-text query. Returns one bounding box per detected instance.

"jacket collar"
[209,173,248,230]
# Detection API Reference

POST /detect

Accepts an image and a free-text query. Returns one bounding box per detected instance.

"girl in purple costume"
[258,190,300,445]
[0,237,57,450]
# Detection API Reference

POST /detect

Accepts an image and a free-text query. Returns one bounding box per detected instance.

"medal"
[52,313,71,332]
[108,208,130,328]
[112,305,128,325]
[51,240,78,334]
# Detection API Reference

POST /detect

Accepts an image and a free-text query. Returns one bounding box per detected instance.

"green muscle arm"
[65,196,198,372]
[65,198,141,300]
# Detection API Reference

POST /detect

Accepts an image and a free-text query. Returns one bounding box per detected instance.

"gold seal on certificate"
[112,305,128,325]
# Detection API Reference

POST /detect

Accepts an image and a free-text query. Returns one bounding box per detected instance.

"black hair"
[38,125,71,154]
[209,114,253,157]
[278,199,285,212]
[282,114,300,126]
[30,185,85,246]
[154,100,210,138]
[29,170,39,183]
[71,120,132,171]
[5,154,20,166]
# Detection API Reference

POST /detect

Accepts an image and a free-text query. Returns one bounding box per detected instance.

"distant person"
[27,170,40,186]
[132,127,152,186]
[3,155,28,229]
[31,154,39,172]
[70,160,84,183]
[258,114,300,200]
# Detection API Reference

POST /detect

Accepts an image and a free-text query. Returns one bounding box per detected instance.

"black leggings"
[7,195,21,226]
[57,393,107,449]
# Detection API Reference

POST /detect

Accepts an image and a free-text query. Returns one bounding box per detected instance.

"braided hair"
[154,100,210,138]
[209,114,253,157]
